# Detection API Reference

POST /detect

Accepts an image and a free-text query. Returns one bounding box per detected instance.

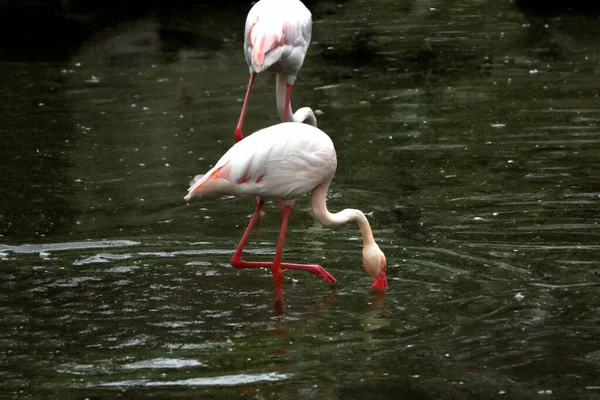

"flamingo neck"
[310,180,375,247]
[276,73,317,127]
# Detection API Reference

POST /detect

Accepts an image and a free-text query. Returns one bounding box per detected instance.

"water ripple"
[121,358,205,370]
[0,240,140,253]
[73,253,133,266]
[94,372,291,387]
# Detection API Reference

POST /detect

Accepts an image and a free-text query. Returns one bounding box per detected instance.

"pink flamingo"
[185,122,388,304]
[235,0,315,142]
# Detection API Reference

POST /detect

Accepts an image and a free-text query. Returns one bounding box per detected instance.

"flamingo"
[235,0,315,142]
[184,122,388,304]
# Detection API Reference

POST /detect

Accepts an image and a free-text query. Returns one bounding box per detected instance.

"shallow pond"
[1,0,599,398]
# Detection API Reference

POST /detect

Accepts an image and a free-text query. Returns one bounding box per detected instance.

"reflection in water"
[1,0,600,398]
[362,291,389,332]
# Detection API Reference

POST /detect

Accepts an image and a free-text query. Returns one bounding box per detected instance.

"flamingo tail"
[184,163,231,201]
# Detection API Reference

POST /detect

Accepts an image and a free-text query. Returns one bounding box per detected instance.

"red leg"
[283,83,293,122]
[230,203,336,284]
[232,258,336,282]
[270,205,292,302]
[254,196,262,220]
[231,198,265,267]
[235,72,256,142]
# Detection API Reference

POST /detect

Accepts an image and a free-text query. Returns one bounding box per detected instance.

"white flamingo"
[185,122,388,304]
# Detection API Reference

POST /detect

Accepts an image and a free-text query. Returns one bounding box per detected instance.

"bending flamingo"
[235,0,315,142]
[185,122,388,304]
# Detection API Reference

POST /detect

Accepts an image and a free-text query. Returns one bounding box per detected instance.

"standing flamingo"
[185,122,388,304]
[235,0,315,142]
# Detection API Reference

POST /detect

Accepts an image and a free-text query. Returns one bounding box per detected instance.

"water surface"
[1,0,599,398]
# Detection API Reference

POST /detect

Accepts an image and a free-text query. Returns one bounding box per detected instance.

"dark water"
[1,0,600,398]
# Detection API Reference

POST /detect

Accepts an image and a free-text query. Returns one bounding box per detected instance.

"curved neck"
[310,180,375,247]
[293,107,317,127]
[276,73,317,127]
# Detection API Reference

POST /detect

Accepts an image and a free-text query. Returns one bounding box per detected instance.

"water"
[1,0,600,398]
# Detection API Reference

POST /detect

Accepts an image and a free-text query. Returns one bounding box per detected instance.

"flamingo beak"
[371,268,388,290]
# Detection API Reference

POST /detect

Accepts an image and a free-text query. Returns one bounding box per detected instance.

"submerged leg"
[235,72,256,142]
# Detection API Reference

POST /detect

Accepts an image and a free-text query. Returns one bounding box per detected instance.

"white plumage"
[186,122,335,203]
[244,0,312,80]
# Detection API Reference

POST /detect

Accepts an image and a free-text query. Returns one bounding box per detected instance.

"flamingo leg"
[231,203,336,289]
[231,198,265,265]
[234,73,259,207]
[254,196,262,214]
[272,206,337,301]
[283,83,293,123]
[270,205,291,302]
[235,72,256,142]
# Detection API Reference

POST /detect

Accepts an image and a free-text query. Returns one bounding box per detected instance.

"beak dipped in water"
[371,267,388,290]
[363,245,388,290]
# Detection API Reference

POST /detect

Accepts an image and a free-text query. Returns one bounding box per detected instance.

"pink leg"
[235,73,259,206]
[231,198,265,266]
[235,72,256,142]
[283,83,293,122]
[231,203,336,291]
[270,205,291,302]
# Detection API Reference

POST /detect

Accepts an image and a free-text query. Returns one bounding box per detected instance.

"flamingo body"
[186,123,333,202]
[185,123,388,304]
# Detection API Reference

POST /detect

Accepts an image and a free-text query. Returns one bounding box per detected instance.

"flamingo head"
[362,242,388,290]
[248,19,286,73]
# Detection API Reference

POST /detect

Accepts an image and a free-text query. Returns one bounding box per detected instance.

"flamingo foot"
[307,266,337,283]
